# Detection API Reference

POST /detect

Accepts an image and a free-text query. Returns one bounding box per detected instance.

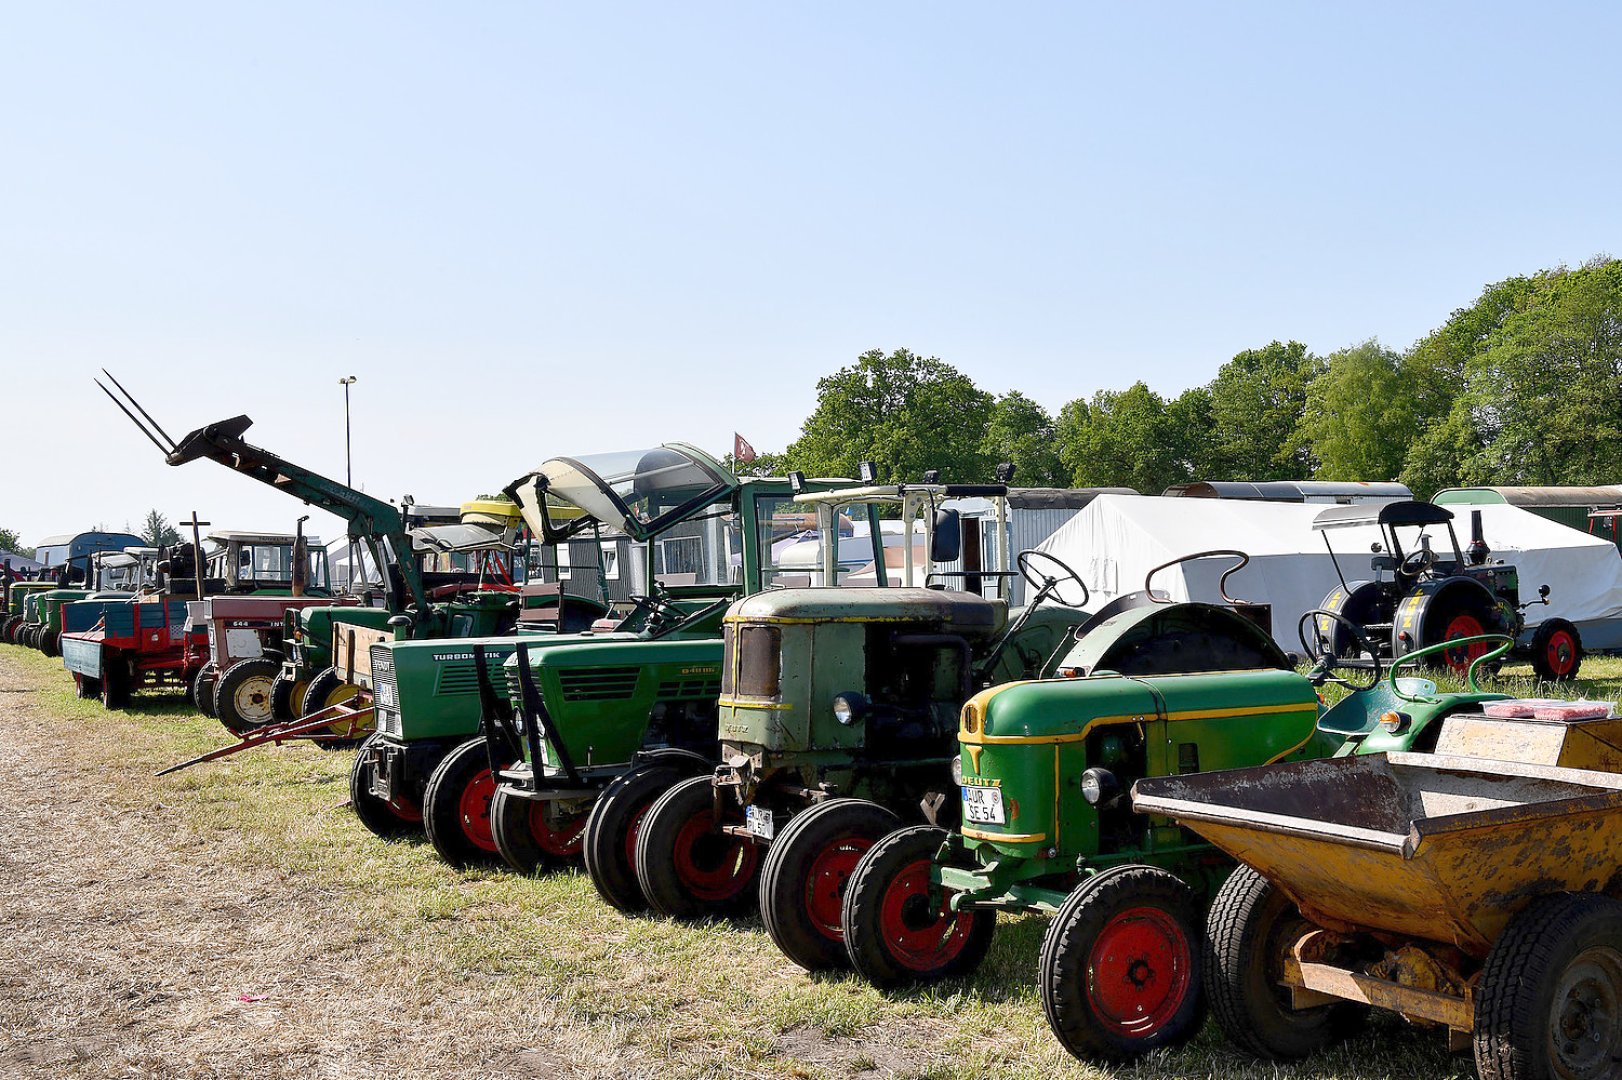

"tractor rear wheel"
[583,764,687,910]
[348,734,422,839]
[842,824,994,989]
[1204,864,1363,1061]
[213,658,281,734]
[1473,892,1622,1080]
[635,775,761,919]
[423,737,505,869]
[99,658,130,710]
[301,666,358,719]
[269,671,309,722]
[761,798,902,972]
[1,616,17,642]
[73,672,101,699]
[191,662,219,717]
[1420,597,1496,673]
[1529,619,1584,682]
[490,786,588,874]
[1042,864,1205,1063]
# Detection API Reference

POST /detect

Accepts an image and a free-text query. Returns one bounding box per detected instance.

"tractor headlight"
[832,692,868,726]
[950,755,963,785]
[1081,767,1122,808]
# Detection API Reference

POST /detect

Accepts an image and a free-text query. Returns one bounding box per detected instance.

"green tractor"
[4,581,62,647]
[361,444,859,872]
[834,618,1514,1064]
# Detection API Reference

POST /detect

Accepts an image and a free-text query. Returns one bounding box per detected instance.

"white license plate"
[375,682,396,708]
[961,784,1005,825]
[746,805,775,840]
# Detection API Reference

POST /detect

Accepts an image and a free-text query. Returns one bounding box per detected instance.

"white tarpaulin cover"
[1036,495,1622,651]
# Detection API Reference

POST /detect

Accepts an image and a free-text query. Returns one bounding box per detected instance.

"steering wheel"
[1017,551,1090,609]
[1297,608,1382,692]
[1400,547,1435,576]
[625,586,679,630]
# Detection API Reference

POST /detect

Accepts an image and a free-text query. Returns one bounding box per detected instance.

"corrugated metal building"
[1163,480,1412,503]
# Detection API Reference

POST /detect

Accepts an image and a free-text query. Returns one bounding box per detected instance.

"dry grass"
[6,649,1618,1079]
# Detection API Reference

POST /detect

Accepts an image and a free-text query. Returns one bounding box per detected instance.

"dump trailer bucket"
[1133,753,1622,957]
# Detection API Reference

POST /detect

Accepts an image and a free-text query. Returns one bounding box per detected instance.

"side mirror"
[931,509,962,563]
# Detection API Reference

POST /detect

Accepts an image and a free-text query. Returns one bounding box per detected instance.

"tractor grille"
[656,676,722,701]
[372,651,401,735]
[436,663,480,696]
[557,667,641,702]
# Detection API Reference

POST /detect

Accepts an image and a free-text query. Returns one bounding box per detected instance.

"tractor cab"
[202,530,332,595]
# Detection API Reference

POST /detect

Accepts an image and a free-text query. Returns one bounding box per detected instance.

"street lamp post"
[339,376,357,587]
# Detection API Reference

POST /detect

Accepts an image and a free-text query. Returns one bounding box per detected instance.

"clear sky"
[3,2,1617,548]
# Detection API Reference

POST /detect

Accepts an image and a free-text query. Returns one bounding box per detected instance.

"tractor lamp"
[1379,711,1412,734]
[950,755,963,785]
[832,692,868,726]
[1080,767,1122,808]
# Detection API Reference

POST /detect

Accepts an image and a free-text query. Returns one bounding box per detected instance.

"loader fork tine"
[100,368,178,451]
[94,378,174,456]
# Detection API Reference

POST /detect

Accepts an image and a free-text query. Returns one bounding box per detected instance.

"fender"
[1391,576,1502,659]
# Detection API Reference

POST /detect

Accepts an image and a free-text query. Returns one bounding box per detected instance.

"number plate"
[746,805,775,840]
[961,784,1005,825]
[375,682,396,708]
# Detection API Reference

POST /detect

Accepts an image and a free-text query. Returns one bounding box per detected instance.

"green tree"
[0,527,32,559]
[1206,341,1323,479]
[140,509,182,549]
[1055,382,1193,493]
[981,391,1063,486]
[782,348,995,484]
[1296,340,1417,481]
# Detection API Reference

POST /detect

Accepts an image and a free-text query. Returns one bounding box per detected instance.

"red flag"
[733,432,757,463]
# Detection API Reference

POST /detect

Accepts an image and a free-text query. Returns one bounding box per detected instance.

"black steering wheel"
[1017,551,1090,609]
[626,585,678,630]
[1400,547,1435,577]
[1297,608,1382,692]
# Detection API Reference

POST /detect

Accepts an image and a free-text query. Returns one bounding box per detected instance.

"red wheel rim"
[1085,905,1194,1039]
[529,801,586,858]
[1441,613,1487,670]
[671,806,759,902]
[1546,629,1578,677]
[876,856,978,972]
[624,804,654,869]
[389,796,424,824]
[803,835,876,942]
[457,768,500,852]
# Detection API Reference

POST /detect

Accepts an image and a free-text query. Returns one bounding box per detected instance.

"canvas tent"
[1036,495,1622,653]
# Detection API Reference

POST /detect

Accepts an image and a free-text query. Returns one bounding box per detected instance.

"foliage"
[140,509,182,549]
[1207,341,1323,479]
[1295,340,1416,481]
[981,391,1064,486]
[0,527,32,559]
[1056,382,1195,493]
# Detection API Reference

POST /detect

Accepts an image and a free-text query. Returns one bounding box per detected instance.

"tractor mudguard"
[1060,603,1290,678]
[1390,576,1503,660]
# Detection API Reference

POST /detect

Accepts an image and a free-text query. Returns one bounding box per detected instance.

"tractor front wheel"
[191,662,219,717]
[1529,619,1583,682]
[300,666,358,719]
[38,629,59,657]
[841,824,994,989]
[347,734,422,839]
[423,737,505,869]
[213,658,281,734]
[761,798,902,972]
[490,786,588,874]
[583,764,687,911]
[269,671,310,722]
[635,775,761,919]
[1041,864,1206,1063]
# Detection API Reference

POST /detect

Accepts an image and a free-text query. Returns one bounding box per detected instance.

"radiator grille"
[656,677,722,701]
[558,666,641,702]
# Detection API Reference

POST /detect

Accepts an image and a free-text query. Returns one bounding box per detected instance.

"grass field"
[4,648,1618,1079]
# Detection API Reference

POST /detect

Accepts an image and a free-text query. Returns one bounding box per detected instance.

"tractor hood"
[507,443,736,543]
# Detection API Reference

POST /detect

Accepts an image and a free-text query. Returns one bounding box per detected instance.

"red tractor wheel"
[422,737,504,868]
[841,824,995,988]
[583,764,689,911]
[1530,619,1583,682]
[490,785,587,874]
[348,734,423,839]
[635,775,761,918]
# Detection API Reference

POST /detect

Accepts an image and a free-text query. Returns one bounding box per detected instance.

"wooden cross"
[180,511,210,600]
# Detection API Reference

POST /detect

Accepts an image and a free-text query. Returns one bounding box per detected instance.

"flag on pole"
[733,432,757,463]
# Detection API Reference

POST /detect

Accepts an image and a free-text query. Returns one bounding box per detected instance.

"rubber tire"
[99,658,130,710]
[213,657,282,735]
[301,666,358,718]
[488,784,588,875]
[583,764,687,911]
[422,737,504,869]
[348,733,422,839]
[761,798,903,972]
[635,775,762,919]
[1474,892,1622,1080]
[1529,618,1584,682]
[1421,597,1496,673]
[1,615,17,643]
[269,671,309,722]
[1205,864,1364,1061]
[73,672,102,699]
[191,661,219,717]
[842,824,996,989]
[1041,864,1206,1063]
[38,628,59,657]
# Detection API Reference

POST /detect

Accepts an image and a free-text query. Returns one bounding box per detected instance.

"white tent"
[1036,495,1622,652]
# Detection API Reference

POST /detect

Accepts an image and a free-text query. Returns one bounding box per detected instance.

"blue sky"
[3,2,1617,546]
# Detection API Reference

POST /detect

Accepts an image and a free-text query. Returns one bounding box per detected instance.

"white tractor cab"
[91,547,162,593]
[201,530,331,594]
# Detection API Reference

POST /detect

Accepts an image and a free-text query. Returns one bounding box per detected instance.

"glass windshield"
[651,509,740,587]
[514,445,733,540]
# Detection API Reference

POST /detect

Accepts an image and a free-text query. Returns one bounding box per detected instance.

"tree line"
[759,257,1622,497]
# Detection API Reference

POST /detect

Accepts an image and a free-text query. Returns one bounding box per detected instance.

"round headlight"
[1379,711,1410,734]
[833,695,858,725]
[950,755,963,785]
[1081,767,1120,807]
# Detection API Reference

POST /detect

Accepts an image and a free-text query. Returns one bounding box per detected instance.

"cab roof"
[1313,499,1454,531]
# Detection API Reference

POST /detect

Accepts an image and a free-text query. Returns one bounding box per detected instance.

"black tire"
[761,798,902,972]
[1042,864,1206,1063]
[269,670,309,722]
[1529,619,1584,682]
[348,734,422,839]
[99,657,130,710]
[422,737,505,869]
[213,657,281,735]
[1,615,17,643]
[73,672,101,699]
[583,764,687,911]
[1205,865,1364,1061]
[191,661,219,717]
[635,775,762,919]
[489,785,588,875]
[842,824,996,989]
[301,666,358,718]
[1474,892,1622,1080]
[22,625,38,649]
[1420,595,1498,673]
[38,628,59,657]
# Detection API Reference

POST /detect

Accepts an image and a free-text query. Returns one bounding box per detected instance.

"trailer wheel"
[348,734,422,838]
[635,775,761,919]
[1205,865,1363,1061]
[73,672,101,699]
[762,798,902,972]
[38,629,59,657]
[269,671,309,722]
[583,764,688,911]
[301,666,358,718]
[842,824,995,989]
[99,659,130,710]
[490,786,587,874]
[422,737,506,868]
[213,658,280,734]
[191,662,219,717]
[1529,619,1583,682]
[1474,892,1622,1080]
